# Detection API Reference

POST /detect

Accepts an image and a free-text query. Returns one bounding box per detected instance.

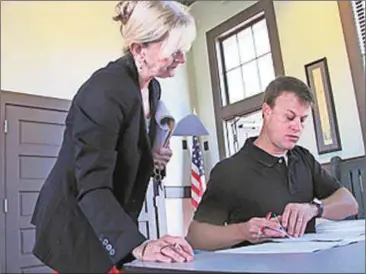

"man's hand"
[132,235,194,263]
[281,203,317,237]
[238,217,286,244]
[152,147,173,170]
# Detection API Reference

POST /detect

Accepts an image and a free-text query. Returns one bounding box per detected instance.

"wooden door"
[2,93,161,272]
[4,105,67,273]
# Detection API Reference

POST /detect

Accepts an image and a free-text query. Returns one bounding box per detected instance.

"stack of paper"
[215,219,365,254]
[315,219,365,235]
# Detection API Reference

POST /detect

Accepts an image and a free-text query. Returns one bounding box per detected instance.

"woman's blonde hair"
[113,1,196,57]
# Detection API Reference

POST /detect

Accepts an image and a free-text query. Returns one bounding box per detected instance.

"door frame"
[0,90,70,272]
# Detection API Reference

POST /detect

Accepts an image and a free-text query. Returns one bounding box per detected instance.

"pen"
[258,212,272,239]
[260,212,272,232]
[263,226,293,238]
[272,213,293,238]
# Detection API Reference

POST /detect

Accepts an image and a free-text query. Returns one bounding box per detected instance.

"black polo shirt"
[193,137,341,238]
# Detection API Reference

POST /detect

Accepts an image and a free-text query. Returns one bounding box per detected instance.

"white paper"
[316,219,365,235]
[216,241,339,254]
[216,220,365,255]
[270,232,365,243]
[315,219,365,229]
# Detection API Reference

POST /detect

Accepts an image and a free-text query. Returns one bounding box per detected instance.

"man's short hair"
[263,76,314,107]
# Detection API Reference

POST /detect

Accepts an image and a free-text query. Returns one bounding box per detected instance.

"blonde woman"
[31,1,197,273]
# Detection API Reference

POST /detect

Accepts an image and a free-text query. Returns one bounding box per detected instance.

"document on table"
[270,232,365,243]
[215,220,365,254]
[215,241,339,254]
[315,219,365,235]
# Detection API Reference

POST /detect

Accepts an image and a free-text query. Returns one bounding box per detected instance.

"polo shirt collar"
[242,137,298,167]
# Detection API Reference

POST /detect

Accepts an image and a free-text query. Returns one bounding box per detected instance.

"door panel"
[5,105,67,273]
[4,103,160,272]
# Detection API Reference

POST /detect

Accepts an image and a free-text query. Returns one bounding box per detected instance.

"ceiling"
[178,0,196,6]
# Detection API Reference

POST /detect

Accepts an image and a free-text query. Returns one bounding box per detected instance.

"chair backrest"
[330,156,365,219]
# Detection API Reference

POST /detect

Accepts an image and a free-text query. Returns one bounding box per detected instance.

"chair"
[330,156,365,219]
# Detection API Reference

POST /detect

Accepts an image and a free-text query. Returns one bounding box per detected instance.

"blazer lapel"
[123,52,154,166]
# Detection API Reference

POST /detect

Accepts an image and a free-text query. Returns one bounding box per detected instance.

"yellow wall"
[189,0,365,169]
[1,1,122,99]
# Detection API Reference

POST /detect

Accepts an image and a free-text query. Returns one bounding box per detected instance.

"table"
[123,240,365,273]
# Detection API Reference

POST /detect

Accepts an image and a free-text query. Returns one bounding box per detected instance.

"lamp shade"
[172,114,209,136]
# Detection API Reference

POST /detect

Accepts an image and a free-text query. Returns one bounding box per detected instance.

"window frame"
[338,1,366,152]
[206,0,284,159]
[351,1,365,58]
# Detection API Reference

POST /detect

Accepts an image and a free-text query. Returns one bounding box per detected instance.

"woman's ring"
[159,244,171,253]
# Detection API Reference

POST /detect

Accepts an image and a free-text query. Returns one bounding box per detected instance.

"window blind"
[351,0,365,57]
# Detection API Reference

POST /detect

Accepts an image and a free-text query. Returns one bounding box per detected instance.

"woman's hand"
[152,147,173,170]
[132,235,194,263]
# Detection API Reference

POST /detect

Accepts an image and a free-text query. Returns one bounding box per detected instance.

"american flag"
[191,136,206,209]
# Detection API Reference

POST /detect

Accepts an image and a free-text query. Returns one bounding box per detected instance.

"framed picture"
[305,57,342,154]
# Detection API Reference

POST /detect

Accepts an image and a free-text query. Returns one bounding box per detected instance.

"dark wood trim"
[179,0,196,6]
[221,93,263,120]
[265,0,284,78]
[1,90,71,111]
[322,155,366,174]
[338,1,366,152]
[0,91,4,273]
[218,15,266,43]
[206,0,284,160]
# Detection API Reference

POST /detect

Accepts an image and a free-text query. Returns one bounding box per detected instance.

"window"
[224,111,263,157]
[351,0,365,66]
[219,18,275,105]
[207,0,284,159]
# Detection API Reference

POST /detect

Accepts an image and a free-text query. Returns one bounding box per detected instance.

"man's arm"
[280,148,359,237]
[309,150,358,219]
[313,187,358,220]
[187,218,286,251]
[186,163,239,251]
[186,220,243,251]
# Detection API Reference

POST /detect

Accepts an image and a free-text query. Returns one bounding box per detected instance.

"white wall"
[1,0,194,237]
[1,1,121,99]
[189,0,365,172]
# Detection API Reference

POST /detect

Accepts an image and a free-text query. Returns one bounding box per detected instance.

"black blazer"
[31,53,162,273]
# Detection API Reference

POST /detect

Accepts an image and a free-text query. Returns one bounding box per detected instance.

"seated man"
[186,76,358,251]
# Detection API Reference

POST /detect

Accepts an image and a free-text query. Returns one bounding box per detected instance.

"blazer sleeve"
[72,74,146,266]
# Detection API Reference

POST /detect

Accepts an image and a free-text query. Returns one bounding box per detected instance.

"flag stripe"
[191,171,201,182]
[191,136,206,209]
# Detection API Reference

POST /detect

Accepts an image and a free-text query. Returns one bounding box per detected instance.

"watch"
[311,199,324,218]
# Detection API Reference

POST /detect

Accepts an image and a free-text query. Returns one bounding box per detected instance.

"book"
[153,101,175,150]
